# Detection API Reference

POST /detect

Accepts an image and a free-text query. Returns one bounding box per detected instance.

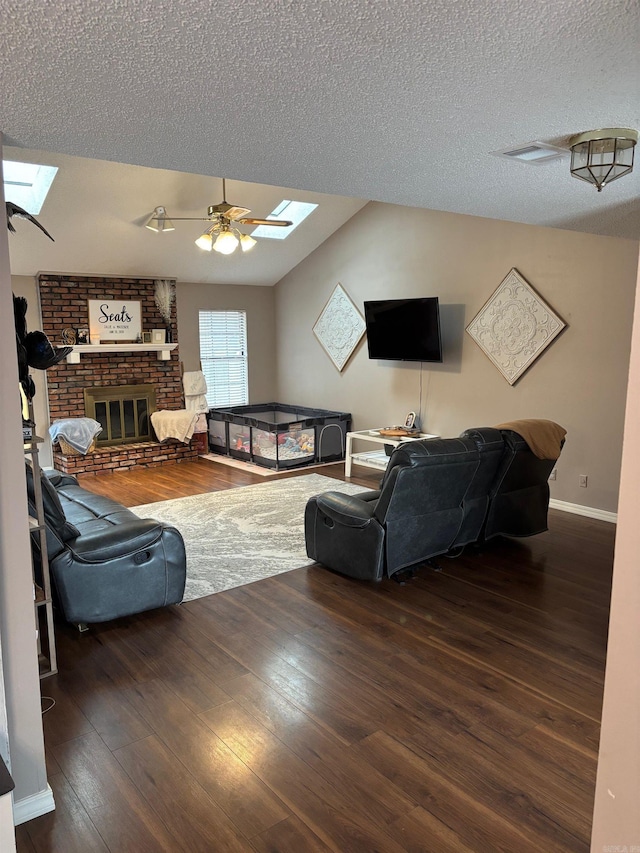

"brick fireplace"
[38,274,198,474]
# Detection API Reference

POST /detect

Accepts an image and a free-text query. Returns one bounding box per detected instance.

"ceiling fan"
[144,179,293,254]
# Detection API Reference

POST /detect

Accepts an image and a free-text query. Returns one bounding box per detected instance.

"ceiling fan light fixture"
[213,229,239,255]
[195,228,214,251]
[145,179,299,255]
[145,205,175,232]
[240,233,257,252]
[569,128,638,191]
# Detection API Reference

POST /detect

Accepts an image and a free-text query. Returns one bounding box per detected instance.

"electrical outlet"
[579,474,588,488]
[549,469,557,480]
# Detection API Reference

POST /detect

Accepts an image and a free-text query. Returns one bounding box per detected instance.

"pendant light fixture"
[239,233,257,252]
[569,128,638,191]
[194,226,215,251]
[212,227,239,255]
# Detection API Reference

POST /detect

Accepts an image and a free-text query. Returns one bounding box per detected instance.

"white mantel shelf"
[66,343,177,363]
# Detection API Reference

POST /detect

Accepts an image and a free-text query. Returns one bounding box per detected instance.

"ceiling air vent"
[491,141,569,164]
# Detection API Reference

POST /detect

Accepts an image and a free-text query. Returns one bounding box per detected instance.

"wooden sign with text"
[88,300,142,342]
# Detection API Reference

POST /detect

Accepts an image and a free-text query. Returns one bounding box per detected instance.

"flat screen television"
[364,297,443,362]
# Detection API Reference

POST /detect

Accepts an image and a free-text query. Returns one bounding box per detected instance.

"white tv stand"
[345,428,439,477]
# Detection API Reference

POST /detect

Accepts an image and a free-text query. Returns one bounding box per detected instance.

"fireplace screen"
[84,384,156,446]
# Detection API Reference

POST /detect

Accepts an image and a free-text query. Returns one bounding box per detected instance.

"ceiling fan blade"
[155,216,216,221]
[239,218,293,227]
[208,203,251,220]
[226,206,253,221]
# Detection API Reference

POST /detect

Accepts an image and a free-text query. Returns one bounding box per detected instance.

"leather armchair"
[305,437,480,580]
[306,421,565,581]
[482,428,561,540]
[453,427,506,549]
[26,463,186,626]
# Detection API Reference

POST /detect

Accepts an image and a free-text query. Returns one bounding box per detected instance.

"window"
[2,160,58,213]
[199,310,248,408]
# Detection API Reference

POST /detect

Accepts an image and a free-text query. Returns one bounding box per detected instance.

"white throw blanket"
[183,370,209,413]
[49,418,103,454]
[151,410,199,443]
[183,371,207,395]
[185,393,208,413]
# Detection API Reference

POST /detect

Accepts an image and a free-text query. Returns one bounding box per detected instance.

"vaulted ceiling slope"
[2,0,640,252]
[3,149,367,285]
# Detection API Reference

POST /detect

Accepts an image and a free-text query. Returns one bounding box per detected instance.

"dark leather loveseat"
[305,421,564,581]
[26,464,186,627]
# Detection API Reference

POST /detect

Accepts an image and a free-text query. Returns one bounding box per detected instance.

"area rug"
[131,474,364,601]
[199,452,343,477]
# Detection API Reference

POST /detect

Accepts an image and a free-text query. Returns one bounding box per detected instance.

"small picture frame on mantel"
[151,329,166,344]
[142,331,152,343]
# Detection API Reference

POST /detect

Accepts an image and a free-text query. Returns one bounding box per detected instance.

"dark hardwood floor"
[16,459,614,852]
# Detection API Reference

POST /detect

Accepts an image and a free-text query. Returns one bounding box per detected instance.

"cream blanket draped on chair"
[151,410,199,443]
[151,371,208,443]
[493,419,566,460]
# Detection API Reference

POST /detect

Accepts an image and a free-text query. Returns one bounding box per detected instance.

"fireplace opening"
[84,384,156,446]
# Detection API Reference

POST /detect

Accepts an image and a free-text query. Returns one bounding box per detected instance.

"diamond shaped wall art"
[313,283,366,371]
[466,268,567,385]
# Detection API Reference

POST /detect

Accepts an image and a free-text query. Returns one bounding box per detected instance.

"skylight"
[2,160,58,214]
[250,200,318,239]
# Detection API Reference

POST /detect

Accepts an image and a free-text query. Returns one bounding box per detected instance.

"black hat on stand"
[24,331,72,370]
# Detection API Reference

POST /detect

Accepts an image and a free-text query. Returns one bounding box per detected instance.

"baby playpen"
[207,403,351,470]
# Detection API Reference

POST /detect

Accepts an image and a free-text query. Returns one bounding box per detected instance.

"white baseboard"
[13,785,55,825]
[549,498,617,524]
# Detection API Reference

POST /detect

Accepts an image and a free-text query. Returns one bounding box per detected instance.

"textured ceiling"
[2,0,640,282]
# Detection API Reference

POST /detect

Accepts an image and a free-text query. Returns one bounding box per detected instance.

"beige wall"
[275,202,639,512]
[176,281,277,403]
[590,244,640,848]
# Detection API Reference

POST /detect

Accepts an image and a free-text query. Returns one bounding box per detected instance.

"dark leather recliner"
[26,463,186,626]
[305,437,481,581]
[305,421,565,581]
[481,428,561,540]
[451,427,506,549]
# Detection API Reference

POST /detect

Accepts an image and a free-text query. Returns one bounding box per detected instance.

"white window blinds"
[199,310,248,408]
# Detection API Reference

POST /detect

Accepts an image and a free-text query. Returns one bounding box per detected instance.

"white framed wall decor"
[312,283,366,372]
[466,268,567,385]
